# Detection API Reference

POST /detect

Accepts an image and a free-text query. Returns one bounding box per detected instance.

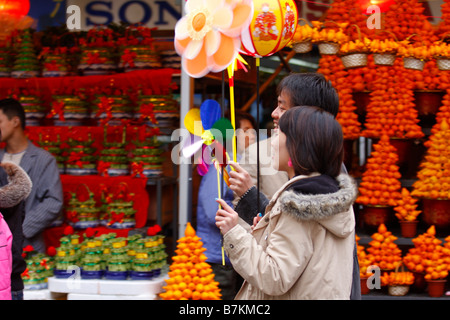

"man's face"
[271,89,292,130]
[0,110,17,143]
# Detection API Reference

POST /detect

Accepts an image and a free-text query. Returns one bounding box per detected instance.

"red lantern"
[358,0,394,13]
[241,0,298,58]
[0,0,30,19]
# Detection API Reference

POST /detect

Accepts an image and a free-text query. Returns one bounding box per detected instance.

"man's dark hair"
[0,98,26,130]
[276,73,339,117]
[279,106,344,178]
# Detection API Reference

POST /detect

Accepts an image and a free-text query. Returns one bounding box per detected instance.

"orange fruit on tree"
[160,223,221,300]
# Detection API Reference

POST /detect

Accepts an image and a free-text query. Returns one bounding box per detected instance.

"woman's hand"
[228,161,254,197]
[252,213,263,230]
[215,198,239,235]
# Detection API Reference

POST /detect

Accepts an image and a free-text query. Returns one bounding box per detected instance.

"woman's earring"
[288,158,293,167]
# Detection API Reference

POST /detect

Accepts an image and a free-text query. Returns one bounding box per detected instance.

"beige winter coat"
[223,173,357,300]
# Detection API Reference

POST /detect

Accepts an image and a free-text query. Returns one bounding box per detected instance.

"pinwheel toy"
[182,99,234,178]
[182,99,235,265]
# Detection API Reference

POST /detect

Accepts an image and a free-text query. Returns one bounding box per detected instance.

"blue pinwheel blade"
[200,99,222,130]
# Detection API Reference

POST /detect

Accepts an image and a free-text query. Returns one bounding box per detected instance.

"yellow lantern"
[241,0,298,57]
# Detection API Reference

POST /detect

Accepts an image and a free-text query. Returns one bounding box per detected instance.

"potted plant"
[355,136,402,230]
[356,235,372,295]
[394,188,422,237]
[366,224,402,272]
[412,120,450,232]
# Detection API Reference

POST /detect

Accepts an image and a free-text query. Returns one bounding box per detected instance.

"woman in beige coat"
[215,106,357,299]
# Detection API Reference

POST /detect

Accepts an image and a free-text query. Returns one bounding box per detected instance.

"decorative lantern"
[358,0,394,13]
[0,0,32,41]
[240,0,298,58]
[0,0,30,19]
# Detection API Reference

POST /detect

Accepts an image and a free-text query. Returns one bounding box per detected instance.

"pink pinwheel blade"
[197,158,209,176]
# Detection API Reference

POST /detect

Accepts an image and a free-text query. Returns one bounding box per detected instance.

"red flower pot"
[399,220,418,238]
[360,277,370,295]
[362,205,393,231]
[414,90,445,116]
[422,199,450,232]
[426,279,447,297]
[412,272,426,293]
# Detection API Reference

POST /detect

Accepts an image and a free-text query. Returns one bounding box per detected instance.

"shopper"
[216,106,357,299]
[0,162,32,300]
[196,111,256,300]
[232,72,362,299]
[0,99,63,253]
[235,72,339,200]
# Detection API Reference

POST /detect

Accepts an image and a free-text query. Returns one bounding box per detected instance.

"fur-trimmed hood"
[0,161,32,208]
[277,174,357,238]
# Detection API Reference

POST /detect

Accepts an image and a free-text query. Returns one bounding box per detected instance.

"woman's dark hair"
[235,110,256,130]
[278,106,344,178]
[276,73,339,117]
[0,98,26,130]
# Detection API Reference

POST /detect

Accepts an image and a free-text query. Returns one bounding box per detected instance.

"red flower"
[138,103,156,124]
[47,101,65,121]
[85,227,97,238]
[131,161,143,177]
[64,225,74,235]
[47,246,57,257]
[23,245,34,253]
[108,212,125,225]
[44,60,60,71]
[97,161,111,177]
[147,224,162,236]
[96,96,113,121]
[86,52,107,65]
[121,49,137,68]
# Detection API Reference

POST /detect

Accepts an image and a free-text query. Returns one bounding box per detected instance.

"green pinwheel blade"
[212,118,234,142]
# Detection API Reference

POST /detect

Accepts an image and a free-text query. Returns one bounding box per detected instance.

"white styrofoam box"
[67,293,156,300]
[99,275,166,296]
[48,277,101,294]
[47,273,167,296]
[24,289,67,300]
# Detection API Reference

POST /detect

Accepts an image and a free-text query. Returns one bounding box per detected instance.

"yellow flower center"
[187,8,212,41]
[201,130,214,145]
[192,12,206,32]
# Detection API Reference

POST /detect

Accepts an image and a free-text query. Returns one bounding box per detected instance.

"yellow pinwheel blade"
[184,108,204,136]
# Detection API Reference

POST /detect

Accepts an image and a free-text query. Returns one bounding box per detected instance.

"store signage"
[66,0,181,30]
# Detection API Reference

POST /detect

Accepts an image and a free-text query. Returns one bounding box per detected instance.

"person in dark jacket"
[0,99,63,254]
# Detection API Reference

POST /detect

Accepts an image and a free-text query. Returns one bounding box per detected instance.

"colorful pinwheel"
[182,99,234,179]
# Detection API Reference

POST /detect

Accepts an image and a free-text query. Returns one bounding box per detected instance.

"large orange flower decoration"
[174,0,253,78]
